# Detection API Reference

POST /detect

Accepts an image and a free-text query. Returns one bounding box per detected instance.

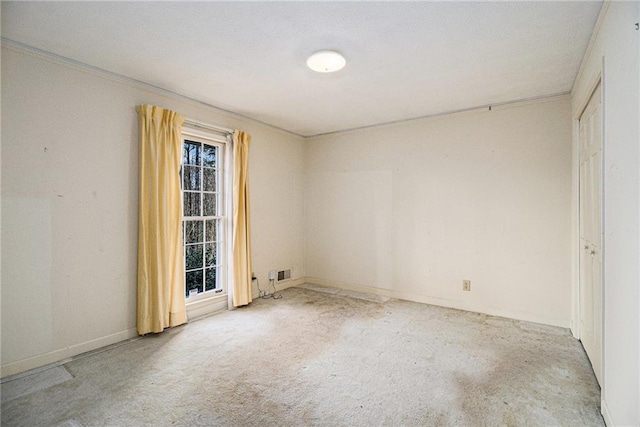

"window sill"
[186,292,228,321]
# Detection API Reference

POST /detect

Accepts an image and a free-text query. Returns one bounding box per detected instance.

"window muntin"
[181,138,225,299]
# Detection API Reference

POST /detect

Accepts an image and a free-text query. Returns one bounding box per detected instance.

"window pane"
[185,244,203,270]
[205,267,217,291]
[183,141,201,166]
[206,219,216,242]
[183,192,201,217]
[183,139,224,297]
[205,243,216,267]
[203,168,216,192]
[186,269,203,297]
[203,145,217,167]
[183,166,201,191]
[203,193,217,216]
[184,221,203,244]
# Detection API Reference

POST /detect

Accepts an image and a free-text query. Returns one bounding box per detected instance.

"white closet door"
[578,82,602,385]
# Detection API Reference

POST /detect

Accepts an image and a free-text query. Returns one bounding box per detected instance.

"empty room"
[1,1,638,426]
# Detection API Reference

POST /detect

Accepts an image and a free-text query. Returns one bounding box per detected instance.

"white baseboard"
[570,319,579,339]
[2,276,568,378]
[277,276,305,291]
[304,277,570,328]
[600,396,613,426]
[1,278,305,378]
[1,328,137,378]
[3,293,236,378]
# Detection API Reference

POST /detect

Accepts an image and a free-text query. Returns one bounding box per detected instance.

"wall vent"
[277,269,291,282]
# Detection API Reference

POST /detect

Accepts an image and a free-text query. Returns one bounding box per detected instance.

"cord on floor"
[254,277,283,300]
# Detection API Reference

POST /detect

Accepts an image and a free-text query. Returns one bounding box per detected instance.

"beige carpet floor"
[1,285,603,426]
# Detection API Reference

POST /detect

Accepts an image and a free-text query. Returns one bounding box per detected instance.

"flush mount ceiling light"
[306,50,346,73]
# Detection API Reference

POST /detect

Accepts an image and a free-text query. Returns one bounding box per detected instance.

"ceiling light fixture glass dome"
[307,50,346,73]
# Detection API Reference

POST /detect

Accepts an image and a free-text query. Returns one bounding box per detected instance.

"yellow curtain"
[136,105,187,334]
[232,130,253,307]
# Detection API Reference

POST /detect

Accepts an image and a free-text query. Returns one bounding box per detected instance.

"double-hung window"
[181,132,227,300]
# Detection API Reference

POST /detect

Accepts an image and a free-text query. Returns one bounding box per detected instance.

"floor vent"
[277,269,291,282]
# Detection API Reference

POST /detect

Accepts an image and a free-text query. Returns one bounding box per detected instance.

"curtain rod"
[184,118,235,136]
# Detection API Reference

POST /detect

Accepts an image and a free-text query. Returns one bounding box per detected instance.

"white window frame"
[181,127,230,311]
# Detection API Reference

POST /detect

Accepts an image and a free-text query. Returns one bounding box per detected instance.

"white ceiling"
[2,1,602,137]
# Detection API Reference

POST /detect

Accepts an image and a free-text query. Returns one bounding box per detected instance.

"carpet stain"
[1,286,603,426]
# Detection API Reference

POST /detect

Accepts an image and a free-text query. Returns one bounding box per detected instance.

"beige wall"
[571,2,640,425]
[1,46,305,376]
[3,7,638,422]
[305,97,573,327]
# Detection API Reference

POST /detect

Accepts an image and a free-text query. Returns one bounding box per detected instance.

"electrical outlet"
[462,280,471,291]
[268,270,276,280]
